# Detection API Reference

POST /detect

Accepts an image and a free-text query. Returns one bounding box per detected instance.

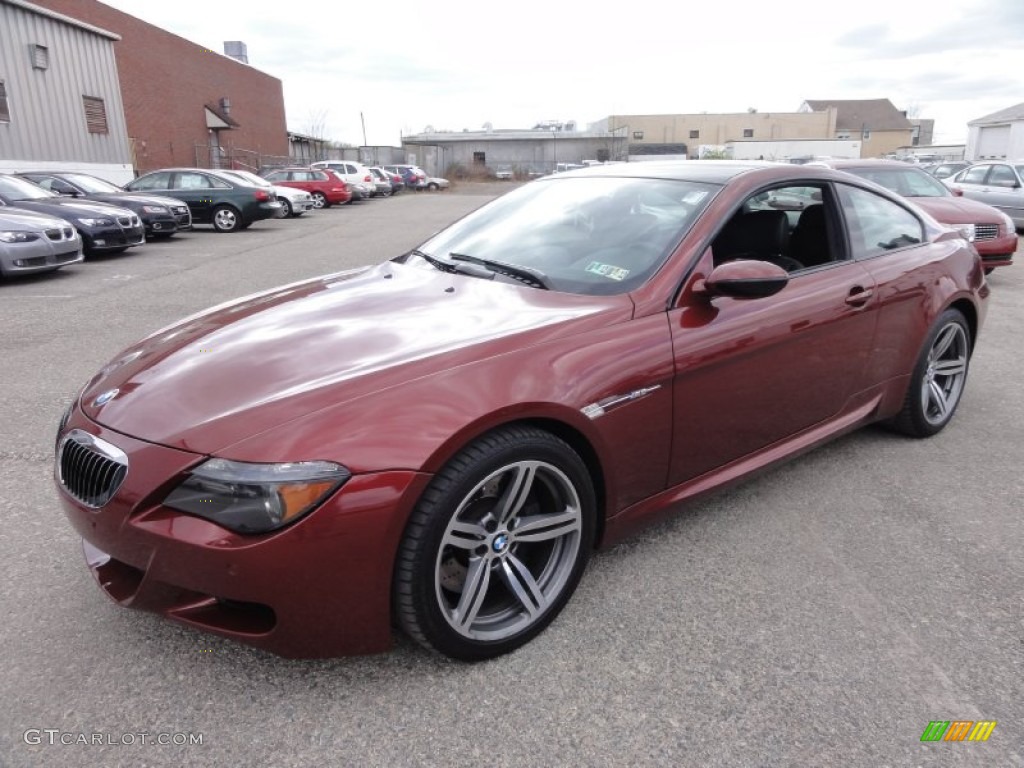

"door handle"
[845,286,873,307]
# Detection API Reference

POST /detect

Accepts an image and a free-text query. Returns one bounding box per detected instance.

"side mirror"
[695,260,790,299]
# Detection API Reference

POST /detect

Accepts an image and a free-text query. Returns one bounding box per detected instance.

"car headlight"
[998,210,1016,235]
[0,231,40,243]
[164,458,351,534]
[77,217,112,227]
[141,205,168,214]
[953,223,976,242]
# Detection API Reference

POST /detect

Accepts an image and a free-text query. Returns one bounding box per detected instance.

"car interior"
[711,185,837,273]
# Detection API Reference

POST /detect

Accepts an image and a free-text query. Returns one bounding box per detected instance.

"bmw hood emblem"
[93,388,119,407]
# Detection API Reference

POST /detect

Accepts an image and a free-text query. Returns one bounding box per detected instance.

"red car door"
[666,191,879,486]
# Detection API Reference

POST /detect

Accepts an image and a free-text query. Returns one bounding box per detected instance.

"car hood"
[81,261,631,454]
[912,196,1004,225]
[12,198,134,218]
[0,206,72,230]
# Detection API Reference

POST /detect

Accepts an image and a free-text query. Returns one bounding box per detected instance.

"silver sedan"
[949,162,1024,228]
[0,206,83,278]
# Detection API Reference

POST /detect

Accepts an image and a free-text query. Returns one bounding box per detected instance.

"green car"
[125,168,282,232]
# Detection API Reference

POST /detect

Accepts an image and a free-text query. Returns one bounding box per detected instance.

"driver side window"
[711,185,839,272]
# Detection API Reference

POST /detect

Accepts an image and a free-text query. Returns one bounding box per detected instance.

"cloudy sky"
[102,0,1022,147]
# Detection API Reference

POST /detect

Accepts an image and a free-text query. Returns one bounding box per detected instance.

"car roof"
[554,160,824,184]
[822,159,929,171]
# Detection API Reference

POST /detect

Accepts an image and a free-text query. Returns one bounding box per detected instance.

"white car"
[495,166,514,180]
[309,161,377,200]
[0,206,83,278]
[220,170,315,217]
[426,177,449,191]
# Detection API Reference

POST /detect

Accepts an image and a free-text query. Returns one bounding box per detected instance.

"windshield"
[846,167,950,198]
[0,175,59,201]
[63,173,122,194]
[414,176,716,295]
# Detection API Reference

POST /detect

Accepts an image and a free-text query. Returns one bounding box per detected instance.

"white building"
[965,102,1024,162]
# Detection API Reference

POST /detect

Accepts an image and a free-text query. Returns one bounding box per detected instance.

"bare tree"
[304,108,330,141]
[904,101,923,119]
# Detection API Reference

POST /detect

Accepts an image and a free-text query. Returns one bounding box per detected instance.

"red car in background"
[825,159,1017,273]
[262,168,351,208]
[55,162,988,661]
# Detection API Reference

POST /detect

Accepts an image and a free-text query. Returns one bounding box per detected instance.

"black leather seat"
[712,210,803,271]
[788,204,830,267]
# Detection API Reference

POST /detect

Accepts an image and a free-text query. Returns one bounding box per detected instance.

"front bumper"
[80,219,146,252]
[974,231,1017,269]
[0,234,82,275]
[55,412,430,658]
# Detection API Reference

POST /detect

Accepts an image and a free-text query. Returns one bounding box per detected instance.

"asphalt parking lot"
[1,186,1021,768]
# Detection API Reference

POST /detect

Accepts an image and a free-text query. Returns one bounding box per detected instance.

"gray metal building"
[0,0,133,182]
[402,127,628,177]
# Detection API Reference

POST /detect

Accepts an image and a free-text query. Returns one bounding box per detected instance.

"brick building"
[30,0,288,173]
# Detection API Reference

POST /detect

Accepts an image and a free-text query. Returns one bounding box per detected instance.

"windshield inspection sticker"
[585,262,630,281]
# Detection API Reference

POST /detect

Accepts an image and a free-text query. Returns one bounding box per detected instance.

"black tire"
[888,308,971,437]
[211,205,242,233]
[984,267,994,275]
[394,426,595,661]
[311,192,328,209]
[278,197,293,217]
[427,182,439,191]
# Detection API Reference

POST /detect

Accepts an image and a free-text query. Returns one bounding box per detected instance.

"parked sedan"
[55,162,987,661]
[367,167,394,197]
[825,160,1017,272]
[15,171,191,238]
[0,206,82,277]
[948,162,1024,229]
[0,174,144,255]
[384,164,428,191]
[426,176,450,191]
[125,168,282,232]
[262,168,351,208]
[921,161,969,180]
[218,170,315,218]
[308,161,376,200]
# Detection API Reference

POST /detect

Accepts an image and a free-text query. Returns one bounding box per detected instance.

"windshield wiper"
[449,252,551,290]
[405,249,497,281]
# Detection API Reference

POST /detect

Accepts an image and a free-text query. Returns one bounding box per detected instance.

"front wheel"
[888,308,971,437]
[394,426,595,661]
[278,197,293,217]
[427,182,439,191]
[211,205,241,232]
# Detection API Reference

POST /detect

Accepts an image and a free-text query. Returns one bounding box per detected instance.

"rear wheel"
[311,192,328,209]
[427,182,439,191]
[394,426,595,661]
[211,205,241,232]
[888,308,971,437]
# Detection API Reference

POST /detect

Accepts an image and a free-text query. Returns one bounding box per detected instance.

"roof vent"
[223,41,248,64]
